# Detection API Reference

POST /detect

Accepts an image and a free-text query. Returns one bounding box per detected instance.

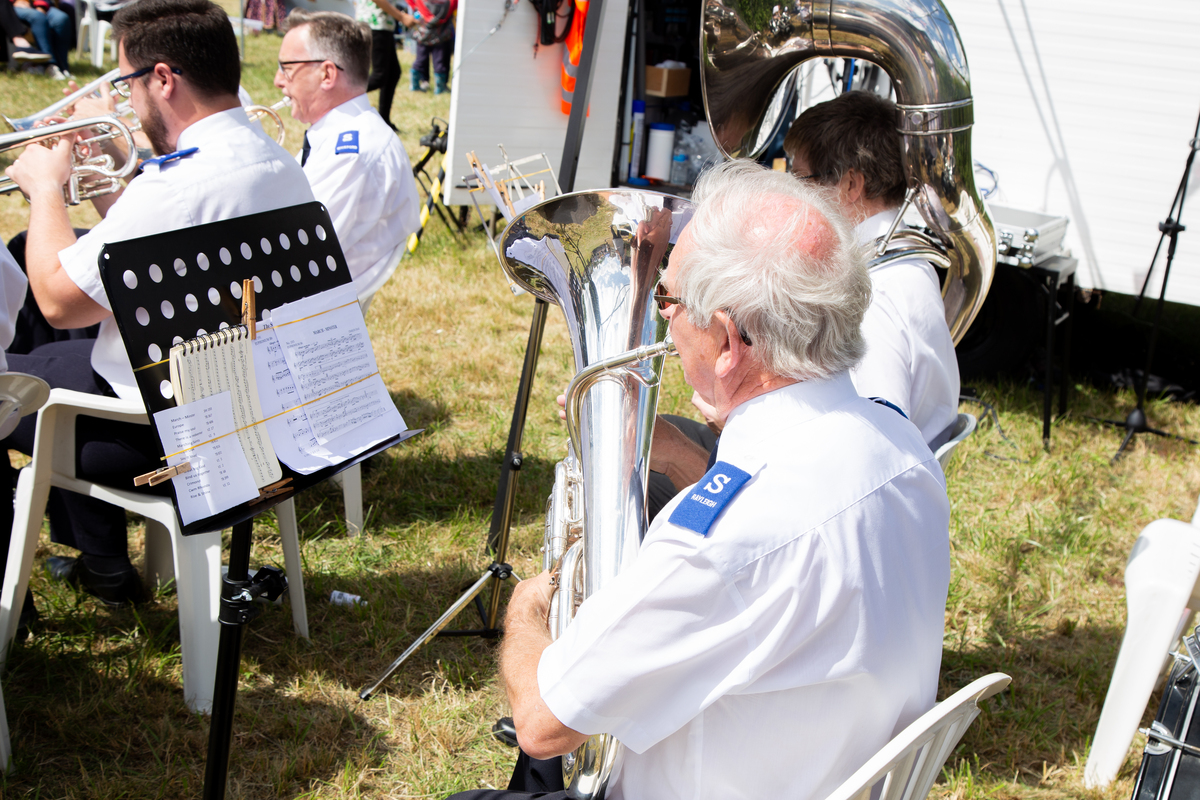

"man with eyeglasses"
[784,90,961,450]
[471,160,950,800]
[275,9,420,302]
[1,0,313,610]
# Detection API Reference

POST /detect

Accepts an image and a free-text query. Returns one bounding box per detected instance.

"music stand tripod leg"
[202,519,288,800]
[358,299,549,699]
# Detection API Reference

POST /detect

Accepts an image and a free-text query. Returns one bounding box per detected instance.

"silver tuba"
[499,189,694,799]
[701,0,997,343]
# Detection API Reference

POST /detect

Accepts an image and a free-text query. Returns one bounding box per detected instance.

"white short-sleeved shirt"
[0,243,28,373]
[850,210,960,447]
[299,95,421,300]
[538,373,951,800]
[57,107,315,403]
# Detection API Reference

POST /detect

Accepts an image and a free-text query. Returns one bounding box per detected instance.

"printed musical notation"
[270,284,394,444]
[250,284,407,474]
[152,392,259,525]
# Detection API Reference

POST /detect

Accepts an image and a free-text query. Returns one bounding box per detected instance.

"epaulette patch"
[335,131,359,154]
[668,461,752,536]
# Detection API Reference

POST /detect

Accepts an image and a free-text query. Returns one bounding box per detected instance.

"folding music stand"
[98,202,419,800]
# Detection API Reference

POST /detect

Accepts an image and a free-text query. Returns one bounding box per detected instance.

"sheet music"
[152,392,260,525]
[169,326,281,489]
[252,285,406,474]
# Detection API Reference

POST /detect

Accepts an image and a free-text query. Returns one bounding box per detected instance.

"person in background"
[396,0,454,95]
[784,90,960,448]
[355,0,402,130]
[275,10,421,302]
[9,0,72,78]
[243,0,285,34]
[2,0,314,609]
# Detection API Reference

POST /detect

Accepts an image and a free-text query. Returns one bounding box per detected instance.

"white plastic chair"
[934,412,977,470]
[76,0,117,68]
[824,672,1011,800]
[1083,497,1200,788]
[0,389,309,715]
[0,373,51,774]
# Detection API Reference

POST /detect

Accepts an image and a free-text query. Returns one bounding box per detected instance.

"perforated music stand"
[98,201,418,800]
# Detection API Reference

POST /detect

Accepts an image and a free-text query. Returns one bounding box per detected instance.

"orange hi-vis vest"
[560,0,588,115]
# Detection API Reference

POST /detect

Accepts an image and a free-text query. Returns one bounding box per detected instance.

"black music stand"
[357,0,606,701]
[98,202,418,800]
[1089,106,1200,461]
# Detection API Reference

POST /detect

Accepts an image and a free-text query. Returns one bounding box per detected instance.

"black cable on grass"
[959,391,1029,463]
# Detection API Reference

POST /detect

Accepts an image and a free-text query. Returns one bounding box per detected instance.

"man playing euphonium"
[453,160,951,800]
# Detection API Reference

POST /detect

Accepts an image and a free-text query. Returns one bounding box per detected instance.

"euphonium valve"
[500,190,694,799]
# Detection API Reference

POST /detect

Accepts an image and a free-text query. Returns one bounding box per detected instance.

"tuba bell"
[499,189,694,799]
[701,0,997,343]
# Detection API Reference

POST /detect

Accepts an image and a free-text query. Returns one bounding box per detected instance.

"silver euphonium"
[701,0,997,343]
[500,190,695,799]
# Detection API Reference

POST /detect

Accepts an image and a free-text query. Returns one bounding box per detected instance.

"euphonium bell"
[499,189,694,799]
[701,0,998,344]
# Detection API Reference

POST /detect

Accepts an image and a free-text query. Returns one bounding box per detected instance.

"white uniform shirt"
[299,94,420,300]
[0,243,28,372]
[58,107,315,403]
[850,210,960,447]
[538,373,950,800]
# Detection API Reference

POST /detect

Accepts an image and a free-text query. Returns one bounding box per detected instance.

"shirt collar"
[176,106,260,151]
[855,208,904,244]
[308,93,373,138]
[722,372,859,443]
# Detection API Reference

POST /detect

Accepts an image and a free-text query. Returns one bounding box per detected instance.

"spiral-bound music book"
[168,324,281,489]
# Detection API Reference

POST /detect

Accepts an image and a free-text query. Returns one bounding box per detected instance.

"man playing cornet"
[463,161,951,800]
[275,9,420,302]
[1,0,313,608]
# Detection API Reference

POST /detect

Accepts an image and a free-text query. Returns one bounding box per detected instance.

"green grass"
[2,20,1199,800]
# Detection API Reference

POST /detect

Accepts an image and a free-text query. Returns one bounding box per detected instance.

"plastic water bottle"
[669,152,690,185]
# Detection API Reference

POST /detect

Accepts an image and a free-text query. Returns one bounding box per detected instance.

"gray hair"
[285,10,371,89]
[674,159,871,381]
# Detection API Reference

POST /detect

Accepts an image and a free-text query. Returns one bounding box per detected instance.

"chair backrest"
[823,673,1010,800]
[934,412,977,470]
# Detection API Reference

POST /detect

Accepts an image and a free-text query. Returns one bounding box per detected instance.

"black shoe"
[15,590,39,642]
[46,556,146,607]
[491,716,518,747]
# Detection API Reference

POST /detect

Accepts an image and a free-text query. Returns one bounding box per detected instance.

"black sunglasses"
[654,278,752,346]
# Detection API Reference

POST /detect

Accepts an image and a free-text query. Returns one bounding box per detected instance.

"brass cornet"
[246,97,290,145]
[4,69,130,133]
[0,116,140,205]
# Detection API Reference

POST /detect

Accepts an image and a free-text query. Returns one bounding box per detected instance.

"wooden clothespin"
[241,278,256,339]
[135,461,192,487]
[250,477,293,505]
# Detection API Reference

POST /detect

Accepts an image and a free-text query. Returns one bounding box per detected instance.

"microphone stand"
[1091,104,1200,461]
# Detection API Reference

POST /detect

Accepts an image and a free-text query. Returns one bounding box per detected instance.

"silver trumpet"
[0,116,140,204]
[701,0,998,343]
[4,69,126,132]
[500,189,694,799]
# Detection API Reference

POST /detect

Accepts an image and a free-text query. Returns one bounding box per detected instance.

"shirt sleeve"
[537,526,832,754]
[850,269,914,416]
[58,171,190,310]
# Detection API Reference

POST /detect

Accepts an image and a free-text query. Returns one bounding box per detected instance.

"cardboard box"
[646,66,690,98]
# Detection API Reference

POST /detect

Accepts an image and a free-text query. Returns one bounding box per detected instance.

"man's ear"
[839,168,866,206]
[154,62,178,100]
[712,310,744,379]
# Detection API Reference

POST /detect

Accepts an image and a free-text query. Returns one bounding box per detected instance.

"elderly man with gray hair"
[275,10,421,301]
[463,160,951,800]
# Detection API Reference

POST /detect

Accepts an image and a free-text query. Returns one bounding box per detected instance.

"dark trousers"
[447,751,566,799]
[413,35,453,80]
[6,230,100,354]
[646,414,719,523]
[0,340,164,589]
[367,27,401,124]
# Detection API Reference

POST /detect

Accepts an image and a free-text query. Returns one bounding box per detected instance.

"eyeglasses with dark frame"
[277,59,346,81]
[654,277,752,346]
[111,65,183,98]
[793,171,831,182]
